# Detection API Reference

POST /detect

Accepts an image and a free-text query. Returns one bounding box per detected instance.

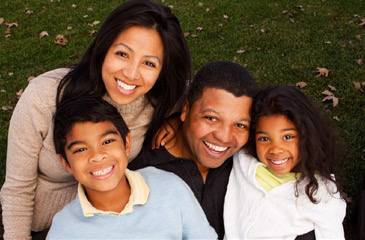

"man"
[129,61,257,239]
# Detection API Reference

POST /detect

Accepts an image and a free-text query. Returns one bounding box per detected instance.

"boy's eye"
[73,148,86,154]
[103,139,115,145]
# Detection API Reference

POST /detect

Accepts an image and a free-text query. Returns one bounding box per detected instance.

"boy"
[47,97,217,239]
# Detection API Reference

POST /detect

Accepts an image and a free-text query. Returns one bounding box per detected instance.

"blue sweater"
[47,167,217,239]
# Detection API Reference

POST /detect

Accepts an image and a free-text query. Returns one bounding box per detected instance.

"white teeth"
[270,158,289,165]
[204,141,228,152]
[117,79,136,91]
[91,166,113,176]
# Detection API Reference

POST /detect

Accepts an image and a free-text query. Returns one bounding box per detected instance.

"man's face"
[181,88,253,172]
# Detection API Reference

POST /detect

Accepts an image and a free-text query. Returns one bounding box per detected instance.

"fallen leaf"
[356,35,362,40]
[0,18,4,24]
[1,89,6,93]
[6,22,18,28]
[54,34,68,45]
[67,26,72,30]
[282,10,288,14]
[322,89,333,96]
[218,35,224,40]
[89,30,97,35]
[87,7,93,11]
[27,76,35,82]
[322,90,339,107]
[168,5,174,9]
[39,31,49,38]
[290,18,295,23]
[218,23,223,27]
[324,41,331,44]
[69,52,79,58]
[72,4,77,8]
[8,72,13,76]
[260,29,265,33]
[333,116,340,121]
[2,106,13,111]
[236,49,245,54]
[353,82,364,93]
[356,59,363,65]
[196,27,203,31]
[83,15,88,18]
[328,85,336,91]
[25,9,34,15]
[206,8,210,12]
[296,82,307,88]
[16,89,23,98]
[93,20,100,25]
[198,2,203,6]
[314,67,329,77]
[191,34,198,38]
[223,15,229,19]
[184,32,190,37]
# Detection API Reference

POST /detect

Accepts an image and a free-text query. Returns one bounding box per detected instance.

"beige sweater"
[0,68,154,240]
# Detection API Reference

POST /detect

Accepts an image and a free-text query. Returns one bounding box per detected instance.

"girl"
[0,0,191,239]
[224,85,347,239]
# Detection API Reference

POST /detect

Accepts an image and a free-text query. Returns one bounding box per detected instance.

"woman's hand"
[152,114,182,149]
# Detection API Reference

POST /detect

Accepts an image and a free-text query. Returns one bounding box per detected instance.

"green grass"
[1,0,364,238]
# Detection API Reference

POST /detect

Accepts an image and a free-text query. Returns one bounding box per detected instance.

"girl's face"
[102,26,164,105]
[255,114,300,175]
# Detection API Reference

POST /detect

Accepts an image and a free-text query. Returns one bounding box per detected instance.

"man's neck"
[164,130,210,183]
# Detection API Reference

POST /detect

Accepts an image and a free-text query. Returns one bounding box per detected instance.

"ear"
[180,100,190,122]
[124,133,132,157]
[58,154,73,174]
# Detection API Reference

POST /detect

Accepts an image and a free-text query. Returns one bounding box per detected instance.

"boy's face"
[59,121,131,195]
[180,88,252,172]
[255,115,300,175]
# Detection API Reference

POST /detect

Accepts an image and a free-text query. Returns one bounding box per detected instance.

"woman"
[0,0,192,239]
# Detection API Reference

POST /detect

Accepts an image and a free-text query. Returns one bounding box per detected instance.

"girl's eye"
[145,61,156,68]
[103,139,115,145]
[283,135,294,140]
[258,137,269,141]
[73,148,86,154]
[116,51,127,58]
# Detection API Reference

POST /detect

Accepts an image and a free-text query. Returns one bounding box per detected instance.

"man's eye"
[236,123,248,129]
[205,116,217,122]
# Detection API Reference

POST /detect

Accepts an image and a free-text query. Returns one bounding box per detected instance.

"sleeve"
[0,75,58,239]
[298,179,347,239]
[177,179,218,240]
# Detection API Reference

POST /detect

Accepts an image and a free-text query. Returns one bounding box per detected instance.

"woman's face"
[102,26,164,105]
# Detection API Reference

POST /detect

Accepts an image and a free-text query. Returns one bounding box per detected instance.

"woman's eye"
[145,61,156,68]
[116,51,127,57]
[73,148,86,153]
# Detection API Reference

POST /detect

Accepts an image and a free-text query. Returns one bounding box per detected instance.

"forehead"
[257,115,297,130]
[190,88,252,118]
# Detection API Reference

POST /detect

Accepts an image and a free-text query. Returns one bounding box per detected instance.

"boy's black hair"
[53,97,130,163]
[186,61,258,106]
[246,85,345,203]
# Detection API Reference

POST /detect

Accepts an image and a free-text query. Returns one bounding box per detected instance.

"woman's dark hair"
[246,85,345,203]
[56,0,192,146]
[53,97,130,164]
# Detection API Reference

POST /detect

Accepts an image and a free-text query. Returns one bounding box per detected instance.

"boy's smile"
[60,121,131,196]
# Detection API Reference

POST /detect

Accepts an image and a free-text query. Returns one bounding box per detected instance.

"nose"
[213,124,233,144]
[123,60,140,80]
[89,148,107,163]
[269,142,284,155]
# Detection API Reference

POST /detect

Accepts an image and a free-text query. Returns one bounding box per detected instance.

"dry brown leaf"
[353,82,364,93]
[260,29,265,33]
[322,89,333,96]
[356,59,363,65]
[0,18,4,25]
[356,35,362,40]
[69,52,79,58]
[1,90,6,93]
[67,26,72,30]
[89,30,97,36]
[198,2,203,6]
[8,72,13,76]
[290,18,295,23]
[191,34,198,38]
[314,67,329,77]
[39,31,49,38]
[237,49,245,54]
[206,8,210,12]
[6,22,18,28]
[223,15,229,19]
[25,9,34,15]
[328,85,336,91]
[27,76,35,82]
[218,35,224,40]
[55,34,68,45]
[16,89,23,98]
[87,7,93,11]
[184,32,190,37]
[72,4,77,8]
[282,10,288,14]
[296,82,307,88]
[93,20,100,25]
[2,106,13,111]
[322,90,339,107]
[196,27,203,31]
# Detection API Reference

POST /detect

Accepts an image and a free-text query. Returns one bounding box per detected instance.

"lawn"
[0,0,364,238]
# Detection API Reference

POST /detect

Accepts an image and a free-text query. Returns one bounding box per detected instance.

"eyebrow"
[113,42,162,64]
[66,129,119,150]
[201,108,251,123]
[256,128,297,134]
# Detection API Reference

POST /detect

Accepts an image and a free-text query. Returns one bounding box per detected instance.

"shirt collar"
[78,168,149,217]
